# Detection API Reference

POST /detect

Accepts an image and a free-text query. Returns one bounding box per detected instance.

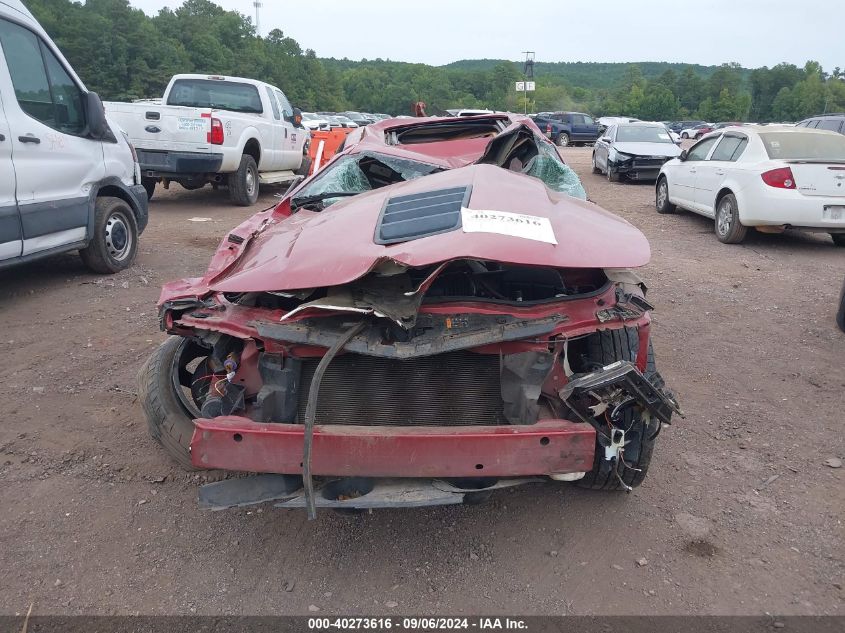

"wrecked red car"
[139,114,680,517]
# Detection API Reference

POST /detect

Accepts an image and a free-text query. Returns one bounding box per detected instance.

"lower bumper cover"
[191,417,595,477]
[137,149,223,176]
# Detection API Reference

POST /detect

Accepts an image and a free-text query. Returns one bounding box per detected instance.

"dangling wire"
[302,320,367,520]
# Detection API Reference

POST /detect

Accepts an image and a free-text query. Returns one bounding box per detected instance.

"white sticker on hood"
[461,208,557,245]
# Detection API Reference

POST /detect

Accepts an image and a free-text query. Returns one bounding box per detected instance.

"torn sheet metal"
[257,313,563,359]
[559,360,683,426]
[276,478,540,510]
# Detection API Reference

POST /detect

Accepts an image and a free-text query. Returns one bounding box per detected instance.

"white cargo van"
[0,0,147,274]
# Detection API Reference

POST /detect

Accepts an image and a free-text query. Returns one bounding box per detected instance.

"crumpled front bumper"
[191,417,595,478]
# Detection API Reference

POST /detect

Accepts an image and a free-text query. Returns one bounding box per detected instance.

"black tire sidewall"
[656,177,674,214]
[79,197,139,274]
[138,337,202,470]
[576,328,664,490]
[230,155,259,206]
[715,193,747,243]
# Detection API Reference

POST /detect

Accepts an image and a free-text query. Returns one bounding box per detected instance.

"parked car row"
[302,112,361,131]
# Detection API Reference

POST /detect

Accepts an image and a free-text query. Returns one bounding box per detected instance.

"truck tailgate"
[104,102,213,153]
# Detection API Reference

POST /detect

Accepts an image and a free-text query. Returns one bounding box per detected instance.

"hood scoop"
[375,185,471,245]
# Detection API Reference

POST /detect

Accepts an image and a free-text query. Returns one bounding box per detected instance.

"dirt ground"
[1,147,843,617]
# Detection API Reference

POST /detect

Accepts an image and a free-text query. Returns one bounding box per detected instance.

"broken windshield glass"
[524,141,587,200]
[294,152,442,210]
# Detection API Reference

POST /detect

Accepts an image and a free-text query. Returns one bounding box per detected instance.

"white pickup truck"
[104,74,310,205]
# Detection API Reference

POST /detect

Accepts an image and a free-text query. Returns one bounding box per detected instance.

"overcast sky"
[129,0,843,71]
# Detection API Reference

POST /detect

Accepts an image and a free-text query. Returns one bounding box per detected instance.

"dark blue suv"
[531,111,601,147]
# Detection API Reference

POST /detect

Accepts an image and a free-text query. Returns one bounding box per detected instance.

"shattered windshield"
[524,141,587,200]
[293,152,442,209]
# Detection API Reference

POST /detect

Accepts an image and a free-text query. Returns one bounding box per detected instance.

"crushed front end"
[142,165,680,516]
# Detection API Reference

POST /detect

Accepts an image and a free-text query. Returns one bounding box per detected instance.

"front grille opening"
[297,351,505,426]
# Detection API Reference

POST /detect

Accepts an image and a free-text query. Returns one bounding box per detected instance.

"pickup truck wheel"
[576,327,667,490]
[714,193,747,244]
[138,336,210,470]
[141,177,157,201]
[229,154,259,206]
[79,197,138,274]
[555,132,570,147]
[655,177,676,214]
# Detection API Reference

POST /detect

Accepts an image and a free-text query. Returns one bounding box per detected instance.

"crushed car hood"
[203,164,650,294]
[613,142,681,157]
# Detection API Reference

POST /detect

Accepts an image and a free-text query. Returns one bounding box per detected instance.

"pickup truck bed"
[104,74,309,206]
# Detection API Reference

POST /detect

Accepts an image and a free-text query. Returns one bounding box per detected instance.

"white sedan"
[655,125,845,245]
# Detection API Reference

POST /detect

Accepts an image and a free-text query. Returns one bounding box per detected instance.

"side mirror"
[84,91,109,140]
[679,149,688,161]
[601,136,611,143]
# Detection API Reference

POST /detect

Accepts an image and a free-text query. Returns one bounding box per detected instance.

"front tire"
[138,337,211,470]
[591,153,601,174]
[228,154,259,206]
[655,176,676,214]
[607,164,620,182]
[79,197,138,274]
[556,132,570,147]
[576,328,666,490]
[715,193,747,244]
[831,233,845,247]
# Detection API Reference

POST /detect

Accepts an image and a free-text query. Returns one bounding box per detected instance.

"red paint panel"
[208,164,649,293]
[191,417,596,478]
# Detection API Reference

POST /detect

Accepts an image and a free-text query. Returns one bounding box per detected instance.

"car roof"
[701,124,843,140]
[338,114,541,170]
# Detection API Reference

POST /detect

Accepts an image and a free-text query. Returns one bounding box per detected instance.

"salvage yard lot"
[0,147,842,615]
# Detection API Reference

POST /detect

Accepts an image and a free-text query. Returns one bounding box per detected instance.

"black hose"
[302,320,367,520]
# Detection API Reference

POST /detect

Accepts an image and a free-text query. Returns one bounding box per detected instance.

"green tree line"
[26,0,845,122]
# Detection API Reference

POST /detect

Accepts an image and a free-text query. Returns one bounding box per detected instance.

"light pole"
[253,1,262,36]
[522,51,535,115]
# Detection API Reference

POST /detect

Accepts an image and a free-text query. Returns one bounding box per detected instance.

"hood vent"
[375,185,471,245]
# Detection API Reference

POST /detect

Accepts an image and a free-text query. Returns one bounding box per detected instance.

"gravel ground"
[0,148,843,616]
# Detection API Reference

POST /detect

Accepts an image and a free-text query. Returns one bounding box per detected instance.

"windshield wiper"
[290,191,361,211]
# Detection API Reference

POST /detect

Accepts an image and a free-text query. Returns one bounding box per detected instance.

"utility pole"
[522,51,535,115]
[253,0,262,37]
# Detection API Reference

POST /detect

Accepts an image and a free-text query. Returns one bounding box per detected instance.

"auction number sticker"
[461,208,557,245]
[177,117,206,131]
